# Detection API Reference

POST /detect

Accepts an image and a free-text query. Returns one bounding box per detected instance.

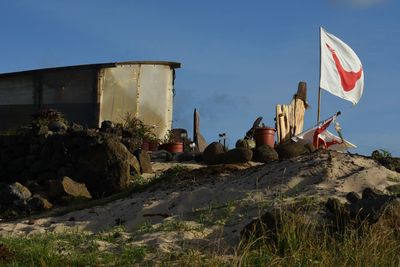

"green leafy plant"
[162,129,176,144]
[118,113,160,143]
[371,149,393,160]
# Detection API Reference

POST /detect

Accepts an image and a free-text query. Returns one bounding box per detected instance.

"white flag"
[320,27,364,105]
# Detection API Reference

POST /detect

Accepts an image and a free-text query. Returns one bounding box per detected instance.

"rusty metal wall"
[41,68,98,127]
[99,65,140,124]
[99,64,174,138]
[136,64,173,139]
[0,69,98,130]
[42,69,94,104]
[0,74,35,105]
[0,74,36,129]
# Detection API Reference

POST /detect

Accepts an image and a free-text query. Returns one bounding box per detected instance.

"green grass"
[1,210,399,267]
[387,175,400,183]
[0,230,148,266]
[0,221,400,266]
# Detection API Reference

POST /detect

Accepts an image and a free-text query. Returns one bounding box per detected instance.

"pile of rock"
[202,140,314,165]
[0,113,153,217]
[325,187,400,232]
[241,187,400,244]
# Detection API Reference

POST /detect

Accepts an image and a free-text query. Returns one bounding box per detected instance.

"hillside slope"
[0,150,399,253]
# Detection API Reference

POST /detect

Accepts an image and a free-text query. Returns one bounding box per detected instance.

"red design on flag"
[292,112,357,152]
[312,116,334,149]
[326,43,363,92]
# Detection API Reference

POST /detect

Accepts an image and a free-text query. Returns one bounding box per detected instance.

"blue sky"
[1,0,399,155]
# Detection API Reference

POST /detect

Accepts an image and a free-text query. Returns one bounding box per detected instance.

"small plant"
[371,149,392,160]
[116,113,161,148]
[32,108,66,122]
[162,129,176,144]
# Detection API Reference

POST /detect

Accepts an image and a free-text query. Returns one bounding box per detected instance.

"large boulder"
[151,150,173,162]
[371,150,400,172]
[48,121,68,133]
[203,142,225,165]
[135,149,153,174]
[76,139,140,197]
[222,148,253,164]
[235,139,256,150]
[253,145,279,163]
[0,182,32,206]
[49,176,92,200]
[325,187,400,232]
[276,141,309,159]
[27,194,53,211]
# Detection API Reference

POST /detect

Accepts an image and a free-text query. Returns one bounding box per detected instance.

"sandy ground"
[0,150,399,252]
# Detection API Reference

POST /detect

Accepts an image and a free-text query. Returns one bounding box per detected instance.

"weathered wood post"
[276,82,308,144]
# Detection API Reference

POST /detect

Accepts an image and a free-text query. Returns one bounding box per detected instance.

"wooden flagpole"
[317,26,322,124]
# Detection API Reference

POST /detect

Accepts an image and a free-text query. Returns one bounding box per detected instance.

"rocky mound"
[0,110,152,217]
[0,150,399,253]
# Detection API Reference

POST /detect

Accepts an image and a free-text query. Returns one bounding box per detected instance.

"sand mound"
[1,150,399,252]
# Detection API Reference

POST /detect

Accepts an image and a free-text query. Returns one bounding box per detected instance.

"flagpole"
[317,26,322,124]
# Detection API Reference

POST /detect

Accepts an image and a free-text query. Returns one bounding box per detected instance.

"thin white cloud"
[330,0,387,8]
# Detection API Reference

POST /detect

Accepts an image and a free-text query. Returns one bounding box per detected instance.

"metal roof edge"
[0,60,181,78]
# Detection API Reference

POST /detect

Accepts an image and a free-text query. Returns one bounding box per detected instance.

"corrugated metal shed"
[0,61,181,137]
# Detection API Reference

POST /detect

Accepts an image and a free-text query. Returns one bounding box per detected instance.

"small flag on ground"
[292,113,356,151]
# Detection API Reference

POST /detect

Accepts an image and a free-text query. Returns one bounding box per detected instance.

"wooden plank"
[275,82,308,144]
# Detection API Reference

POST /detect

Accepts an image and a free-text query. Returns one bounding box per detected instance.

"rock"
[29,143,41,154]
[304,143,316,153]
[31,125,49,135]
[346,192,361,204]
[371,150,400,172]
[76,139,140,197]
[100,120,114,133]
[325,187,399,232]
[203,142,225,165]
[373,199,400,234]
[386,184,400,195]
[151,150,173,162]
[176,152,203,162]
[194,153,203,163]
[7,157,25,177]
[193,109,208,152]
[0,182,32,205]
[57,164,76,178]
[49,176,92,200]
[48,121,68,132]
[222,148,253,164]
[176,152,195,162]
[135,149,153,174]
[68,122,84,133]
[29,159,49,175]
[276,141,309,159]
[24,155,37,168]
[27,194,53,211]
[253,145,279,163]
[235,139,256,150]
[241,209,308,244]
[241,209,282,243]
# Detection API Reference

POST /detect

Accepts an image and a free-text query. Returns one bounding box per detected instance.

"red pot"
[142,141,159,152]
[254,127,275,148]
[164,142,184,153]
[148,142,159,151]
